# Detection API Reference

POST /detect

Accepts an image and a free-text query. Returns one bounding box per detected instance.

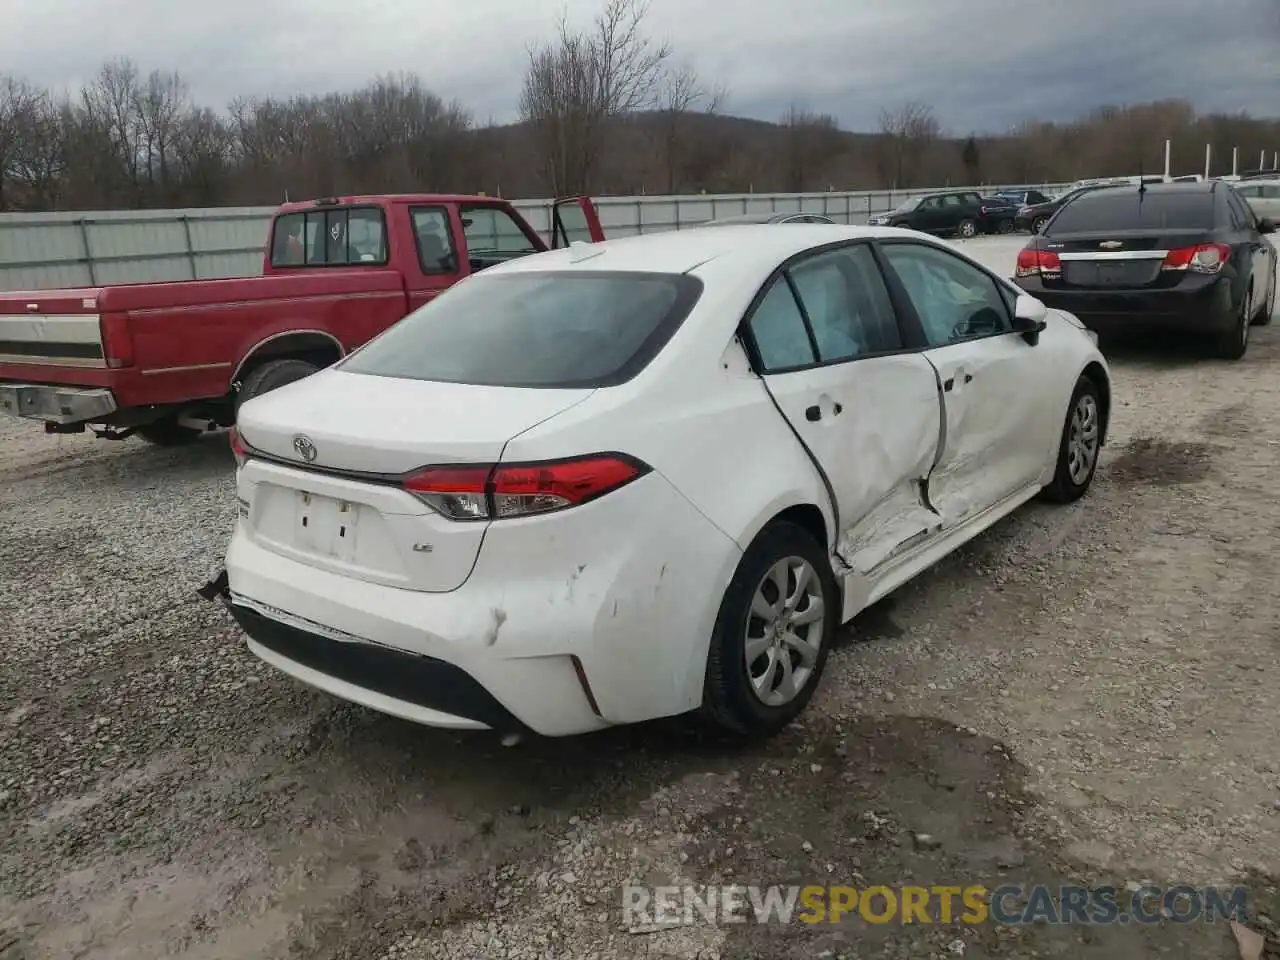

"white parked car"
[1234,178,1280,222]
[210,225,1111,739]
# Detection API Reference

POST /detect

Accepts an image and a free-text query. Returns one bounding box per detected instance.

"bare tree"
[5,54,1280,212]
[12,91,67,210]
[0,77,43,210]
[655,63,725,193]
[519,0,672,194]
[135,70,190,197]
[877,101,939,188]
[781,104,840,193]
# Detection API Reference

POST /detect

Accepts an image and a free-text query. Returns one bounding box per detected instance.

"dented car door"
[877,239,1057,525]
[744,242,944,575]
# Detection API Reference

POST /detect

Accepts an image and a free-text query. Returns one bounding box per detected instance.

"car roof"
[1236,177,1280,188]
[479,224,949,277]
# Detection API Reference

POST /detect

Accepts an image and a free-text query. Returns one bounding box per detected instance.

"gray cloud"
[1,0,1276,132]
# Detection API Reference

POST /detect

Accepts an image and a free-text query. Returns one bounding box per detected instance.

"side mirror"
[1012,294,1049,345]
[1258,218,1276,236]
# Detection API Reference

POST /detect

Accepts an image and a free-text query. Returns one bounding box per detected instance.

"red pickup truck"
[0,194,605,444]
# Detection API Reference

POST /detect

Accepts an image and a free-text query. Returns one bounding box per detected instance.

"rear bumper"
[218,471,742,737]
[1014,276,1235,334]
[0,382,117,424]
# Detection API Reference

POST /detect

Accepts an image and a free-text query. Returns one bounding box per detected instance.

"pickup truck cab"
[0,194,604,444]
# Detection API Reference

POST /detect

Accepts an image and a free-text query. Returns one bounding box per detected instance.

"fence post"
[77,218,97,286]
[179,215,198,280]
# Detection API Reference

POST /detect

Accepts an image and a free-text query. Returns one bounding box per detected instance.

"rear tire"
[701,521,838,738]
[1040,375,1102,504]
[957,219,977,239]
[1214,288,1251,359]
[235,358,320,415]
[1032,216,1049,233]
[136,417,202,446]
[997,219,1014,234]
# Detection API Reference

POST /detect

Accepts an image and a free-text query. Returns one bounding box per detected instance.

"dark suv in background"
[1013,181,1277,359]
[868,190,1012,237]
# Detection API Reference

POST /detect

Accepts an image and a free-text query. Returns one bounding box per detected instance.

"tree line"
[1,0,1276,213]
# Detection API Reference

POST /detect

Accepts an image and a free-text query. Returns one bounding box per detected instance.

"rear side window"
[339,271,702,389]
[1047,192,1214,233]
[270,207,389,267]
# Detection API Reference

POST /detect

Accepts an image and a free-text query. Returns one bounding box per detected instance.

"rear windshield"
[1048,191,1214,233]
[338,270,703,389]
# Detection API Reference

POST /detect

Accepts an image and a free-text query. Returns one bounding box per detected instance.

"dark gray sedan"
[699,212,837,226]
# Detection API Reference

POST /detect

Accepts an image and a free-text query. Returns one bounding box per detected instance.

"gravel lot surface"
[1,238,1278,959]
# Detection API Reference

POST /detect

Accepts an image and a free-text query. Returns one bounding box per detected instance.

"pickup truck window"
[460,205,540,272]
[410,206,458,274]
[270,206,389,267]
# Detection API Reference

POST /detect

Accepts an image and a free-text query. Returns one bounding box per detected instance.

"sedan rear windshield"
[338,270,703,389]
[1048,191,1214,233]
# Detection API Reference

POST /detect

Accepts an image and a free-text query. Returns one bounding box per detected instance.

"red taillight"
[1015,248,1061,279]
[1161,243,1230,274]
[99,314,134,368]
[403,455,649,521]
[228,426,246,468]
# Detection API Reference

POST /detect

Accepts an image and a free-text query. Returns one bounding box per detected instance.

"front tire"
[1040,375,1102,503]
[702,521,838,737]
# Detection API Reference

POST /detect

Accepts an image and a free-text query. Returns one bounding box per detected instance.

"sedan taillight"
[403,454,650,521]
[1161,243,1231,274]
[228,426,247,468]
[1015,248,1062,279]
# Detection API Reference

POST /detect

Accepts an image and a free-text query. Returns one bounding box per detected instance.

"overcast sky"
[2,0,1277,133]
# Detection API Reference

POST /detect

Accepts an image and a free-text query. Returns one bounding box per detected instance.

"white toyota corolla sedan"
[211,225,1111,739]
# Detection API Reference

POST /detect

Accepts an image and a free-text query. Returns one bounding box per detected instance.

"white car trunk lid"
[236,369,593,592]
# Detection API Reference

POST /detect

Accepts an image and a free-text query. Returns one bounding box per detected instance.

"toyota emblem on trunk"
[292,435,318,462]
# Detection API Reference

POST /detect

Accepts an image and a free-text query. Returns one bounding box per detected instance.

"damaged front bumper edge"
[197,568,231,605]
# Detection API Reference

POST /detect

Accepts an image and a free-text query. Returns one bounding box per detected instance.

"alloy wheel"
[1066,393,1100,486]
[744,556,826,707]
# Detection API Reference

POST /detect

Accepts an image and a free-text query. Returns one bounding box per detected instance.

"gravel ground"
[2,242,1278,959]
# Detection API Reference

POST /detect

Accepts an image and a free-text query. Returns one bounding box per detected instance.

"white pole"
[1274,150,1278,169]
[1204,143,1211,179]
[1261,149,1267,169]
[1233,147,1239,176]
[1164,139,1171,179]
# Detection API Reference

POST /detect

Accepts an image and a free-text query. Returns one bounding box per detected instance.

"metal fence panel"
[0,184,1070,290]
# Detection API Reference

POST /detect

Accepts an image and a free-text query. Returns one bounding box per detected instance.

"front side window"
[269,207,389,267]
[339,271,701,389]
[880,243,1012,348]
